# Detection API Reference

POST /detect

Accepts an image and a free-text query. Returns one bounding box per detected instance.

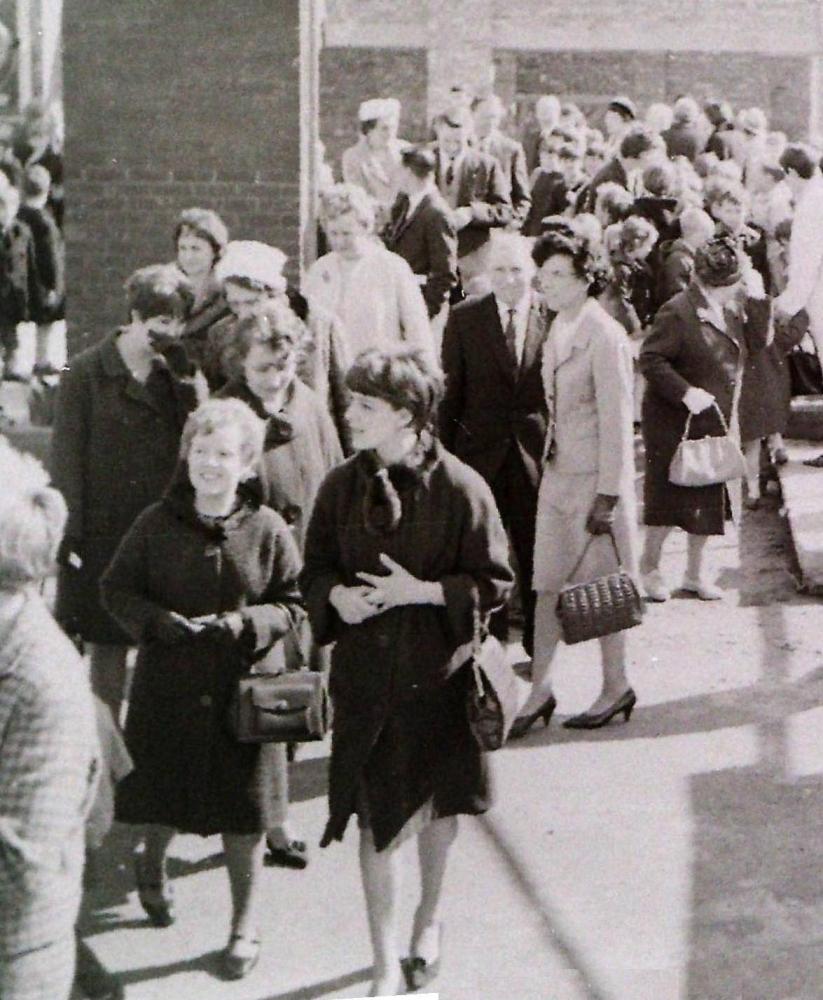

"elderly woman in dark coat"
[218,304,343,869]
[301,348,512,997]
[101,398,304,980]
[51,265,203,721]
[639,237,771,602]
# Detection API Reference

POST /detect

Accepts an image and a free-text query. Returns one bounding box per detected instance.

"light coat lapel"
[518,295,552,379]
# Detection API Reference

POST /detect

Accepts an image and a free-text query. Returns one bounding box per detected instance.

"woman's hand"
[329,584,383,625]
[357,554,445,609]
[682,386,716,415]
[586,494,618,536]
[191,612,245,640]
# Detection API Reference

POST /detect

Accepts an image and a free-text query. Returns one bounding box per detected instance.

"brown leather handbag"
[227,671,330,744]
[557,531,644,645]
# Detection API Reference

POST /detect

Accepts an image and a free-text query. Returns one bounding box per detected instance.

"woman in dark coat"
[300,348,512,996]
[639,237,770,602]
[101,398,304,980]
[51,265,203,720]
[174,207,232,356]
[219,304,343,868]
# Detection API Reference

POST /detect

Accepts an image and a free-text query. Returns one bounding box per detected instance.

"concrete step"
[774,439,823,594]
[786,394,823,441]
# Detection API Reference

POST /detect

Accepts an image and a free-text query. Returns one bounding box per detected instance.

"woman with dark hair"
[101,398,304,980]
[51,264,204,722]
[638,236,770,601]
[510,230,640,737]
[301,348,512,996]
[174,206,232,353]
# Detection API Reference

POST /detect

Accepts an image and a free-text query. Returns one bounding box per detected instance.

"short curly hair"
[179,398,266,470]
[124,263,193,321]
[0,438,67,590]
[231,300,311,373]
[318,183,376,232]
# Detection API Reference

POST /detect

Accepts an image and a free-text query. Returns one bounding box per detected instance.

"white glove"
[683,386,716,415]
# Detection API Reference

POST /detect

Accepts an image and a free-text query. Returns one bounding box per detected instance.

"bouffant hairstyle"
[232,301,309,369]
[174,207,229,260]
[595,182,634,225]
[532,230,608,297]
[125,264,193,321]
[780,143,817,180]
[619,126,661,161]
[180,398,266,470]
[617,215,659,260]
[318,183,376,232]
[0,438,67,590]
[345,348,444,435]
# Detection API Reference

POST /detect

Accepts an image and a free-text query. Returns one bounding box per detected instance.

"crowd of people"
[2,83,822,1000]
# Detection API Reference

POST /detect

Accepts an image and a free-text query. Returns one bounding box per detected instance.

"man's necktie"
[504,308,518,368]
[445,158,456,187]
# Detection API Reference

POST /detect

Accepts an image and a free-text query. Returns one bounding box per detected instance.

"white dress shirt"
[495,292,532,365]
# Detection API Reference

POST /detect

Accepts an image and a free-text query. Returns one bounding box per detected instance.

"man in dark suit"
[440,232,552,655]
[383,147,458,348]
[577,125,664,214]
[472,95,531,231]
[432,107,513,295]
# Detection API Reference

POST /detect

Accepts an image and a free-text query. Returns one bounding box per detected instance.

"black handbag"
[787,342,823,397]
[557,531,644,645]
[227,671,330,744]
[465,609,522,751]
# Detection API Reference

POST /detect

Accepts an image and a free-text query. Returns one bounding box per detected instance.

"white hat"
[358,98,397,123]
[214,241,287,292]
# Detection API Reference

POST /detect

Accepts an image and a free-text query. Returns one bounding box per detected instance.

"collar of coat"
[546,296,604,371]
[686,281,744,339]
[162,475,262,542]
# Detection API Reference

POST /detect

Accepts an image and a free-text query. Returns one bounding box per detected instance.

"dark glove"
[57,535,83,570]
[150,611,207,644]
[585,494,618,536]
[150,333,196,378]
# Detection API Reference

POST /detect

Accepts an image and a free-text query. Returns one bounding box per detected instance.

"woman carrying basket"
[510,230,640,737]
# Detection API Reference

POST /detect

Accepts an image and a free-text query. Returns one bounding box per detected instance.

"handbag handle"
[681,400,730,441]
[567,528,624,583]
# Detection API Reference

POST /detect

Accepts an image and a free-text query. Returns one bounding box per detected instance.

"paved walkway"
[78,496,823,1000]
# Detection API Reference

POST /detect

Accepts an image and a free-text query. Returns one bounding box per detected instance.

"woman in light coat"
[341,98,408,230]
[511,230,640,737]
[304,184,433,364]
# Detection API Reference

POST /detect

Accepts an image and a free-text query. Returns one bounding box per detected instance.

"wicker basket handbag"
[556,531,644,645]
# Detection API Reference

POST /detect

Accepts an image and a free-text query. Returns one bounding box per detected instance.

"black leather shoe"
[265,837,309,869]
[508,694,557,740]
[403,922,444,992]
[563,688,637,730]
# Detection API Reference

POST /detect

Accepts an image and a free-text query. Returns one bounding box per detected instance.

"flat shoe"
[681,576,723,600]
[135,857,175,927]
[265,837,309,869]
[221,931,261,980]
[803,453,823,468]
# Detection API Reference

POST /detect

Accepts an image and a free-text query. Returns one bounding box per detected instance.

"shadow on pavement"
[289,753,330,804]
[115,949,225,986]
[258,966,373,1000]
[686,499,823,999]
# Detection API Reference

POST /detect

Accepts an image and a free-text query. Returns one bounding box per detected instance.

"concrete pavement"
[76,496,823,1000]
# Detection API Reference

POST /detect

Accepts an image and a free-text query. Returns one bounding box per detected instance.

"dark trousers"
[488,448,538,656]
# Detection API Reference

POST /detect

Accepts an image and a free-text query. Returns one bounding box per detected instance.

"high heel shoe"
[403,922,444,991]
[562,688,637,730]
[508,694,557,740]
[135,856,175,928]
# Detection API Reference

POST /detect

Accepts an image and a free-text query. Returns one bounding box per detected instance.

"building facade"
[321,0,823,172]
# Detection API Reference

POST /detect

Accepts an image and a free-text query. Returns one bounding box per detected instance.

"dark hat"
[694,236,742,287]
[607,96,637,121]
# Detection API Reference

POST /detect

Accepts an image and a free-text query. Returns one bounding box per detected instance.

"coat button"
[200,695,212,708]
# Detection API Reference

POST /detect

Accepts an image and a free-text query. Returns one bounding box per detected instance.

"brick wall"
[63,0,303,353]
[320,46,428,177]
[506,49,810,139]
